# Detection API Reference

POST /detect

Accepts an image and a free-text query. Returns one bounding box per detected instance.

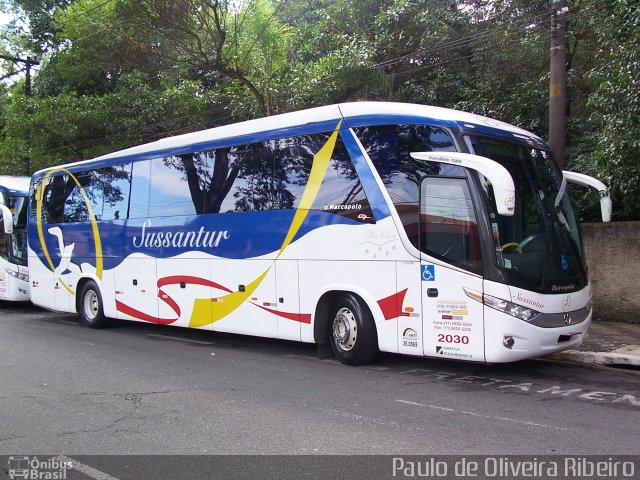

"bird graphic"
[47,226,80,276]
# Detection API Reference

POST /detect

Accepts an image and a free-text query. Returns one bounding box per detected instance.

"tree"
[579,0,640,220]
[0,0,72,53]
[120,0,293,117]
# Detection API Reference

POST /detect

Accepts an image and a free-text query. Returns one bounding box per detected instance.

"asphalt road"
[1,302,639,478]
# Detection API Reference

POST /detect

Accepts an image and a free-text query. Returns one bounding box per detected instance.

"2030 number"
[437,334,469,344]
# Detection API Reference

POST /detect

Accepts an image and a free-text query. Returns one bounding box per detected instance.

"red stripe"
[115,300,178,325]
[158,289,181,317]
[157,275,233,293]
[252,303,312,324]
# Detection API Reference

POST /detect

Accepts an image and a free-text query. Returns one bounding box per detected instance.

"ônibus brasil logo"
[8,456,73,480]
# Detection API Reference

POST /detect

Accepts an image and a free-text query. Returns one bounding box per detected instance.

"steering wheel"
[501,242,523,254]
[442,242,454,257]
[501,234,544,254]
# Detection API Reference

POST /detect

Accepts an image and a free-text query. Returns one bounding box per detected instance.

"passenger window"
[174,151,213,214]
[64,185,88,222]
[129,160,150,218]
[101,164,131,221]
[312,135,371,221]
[420,177,482,274]
[37,175,71,224]
[274,135,316,210]
[64,171,103,223]
[149,156,198,217]
[227,142,276,212]
[150,141,277,215]
[189,142,275,214]
[275,133,372,221]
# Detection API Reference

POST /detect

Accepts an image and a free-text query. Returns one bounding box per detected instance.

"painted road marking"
[399,368,640,408]
[283,354,640,408]
[396,399,426,407]
[56,455,121,480]
[396,400,568,431]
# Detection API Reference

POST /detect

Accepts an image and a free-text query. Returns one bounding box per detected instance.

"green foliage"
[0,0,72,53]
[0,0,637,222]
[0,74,221,174]
[577,0,640,220]
[117,0,295,116]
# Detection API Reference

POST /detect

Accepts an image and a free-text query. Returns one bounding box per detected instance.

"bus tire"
[328,293,378,365]
[78,280,109,328]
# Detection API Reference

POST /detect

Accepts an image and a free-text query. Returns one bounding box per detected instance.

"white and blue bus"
[28,102,597,364]
[0,175,30,301]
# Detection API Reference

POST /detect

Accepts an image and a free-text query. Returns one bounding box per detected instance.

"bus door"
[419,176,486,362]
[0,206,10,297]
[115,256,159,322]
[37,224,72,312]
[275,259,302,341]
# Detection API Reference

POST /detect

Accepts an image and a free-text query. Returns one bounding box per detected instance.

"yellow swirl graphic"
[35,168,104,295]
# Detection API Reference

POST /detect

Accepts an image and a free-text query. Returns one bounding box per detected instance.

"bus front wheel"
[329,293,378,365]
[79,280,109,328]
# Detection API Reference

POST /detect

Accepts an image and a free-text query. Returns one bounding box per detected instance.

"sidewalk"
[549,320,640,367]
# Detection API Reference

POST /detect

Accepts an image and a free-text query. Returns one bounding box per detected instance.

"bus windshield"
[467,136,587,293]
[5,194,28,263]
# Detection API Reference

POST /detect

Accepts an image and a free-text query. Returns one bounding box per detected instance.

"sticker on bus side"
[402,328,419,349]
[421,265,435,281]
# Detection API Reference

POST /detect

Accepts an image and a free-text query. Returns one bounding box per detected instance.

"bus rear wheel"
[329,293,378,365]
[79,280,109,328]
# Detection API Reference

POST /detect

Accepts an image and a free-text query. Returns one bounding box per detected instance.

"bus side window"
[39,175,68,224]
[311,134,372,221]
[129,160,151,219]
[64,172,104,223]
[273,135,316,210]
[229,141,276,212]
[199,142,275,214]
[201,148,243,214]
[149,156,198,217]
[102,164,132,221]
[274,132,372,220]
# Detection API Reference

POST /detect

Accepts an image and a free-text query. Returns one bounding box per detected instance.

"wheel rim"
[332,307,357,352]
[84,289,99,320]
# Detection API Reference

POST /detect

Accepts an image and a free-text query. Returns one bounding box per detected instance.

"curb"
[549,349,640,367]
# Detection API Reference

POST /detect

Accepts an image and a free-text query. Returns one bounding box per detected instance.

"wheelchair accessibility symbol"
[421,265,435,281]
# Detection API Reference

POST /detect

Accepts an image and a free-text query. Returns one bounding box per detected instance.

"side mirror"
[0,204,13,234]
[563,171,612,222]
[410,151,516,216]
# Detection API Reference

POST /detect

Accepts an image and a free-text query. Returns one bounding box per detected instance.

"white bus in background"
[28,102,605,364]
[0,175,30,301]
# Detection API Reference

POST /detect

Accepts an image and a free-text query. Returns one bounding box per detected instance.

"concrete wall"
[582,221,640,323]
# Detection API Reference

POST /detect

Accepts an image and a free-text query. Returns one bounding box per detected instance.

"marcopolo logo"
[322,203,362,211]
[8,456,73,480]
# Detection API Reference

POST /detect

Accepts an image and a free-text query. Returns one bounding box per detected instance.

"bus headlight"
[464,288,540,322]
[6,268,29,282]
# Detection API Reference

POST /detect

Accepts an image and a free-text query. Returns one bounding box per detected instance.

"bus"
[0,175,30,301]
[28,102,598,365]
